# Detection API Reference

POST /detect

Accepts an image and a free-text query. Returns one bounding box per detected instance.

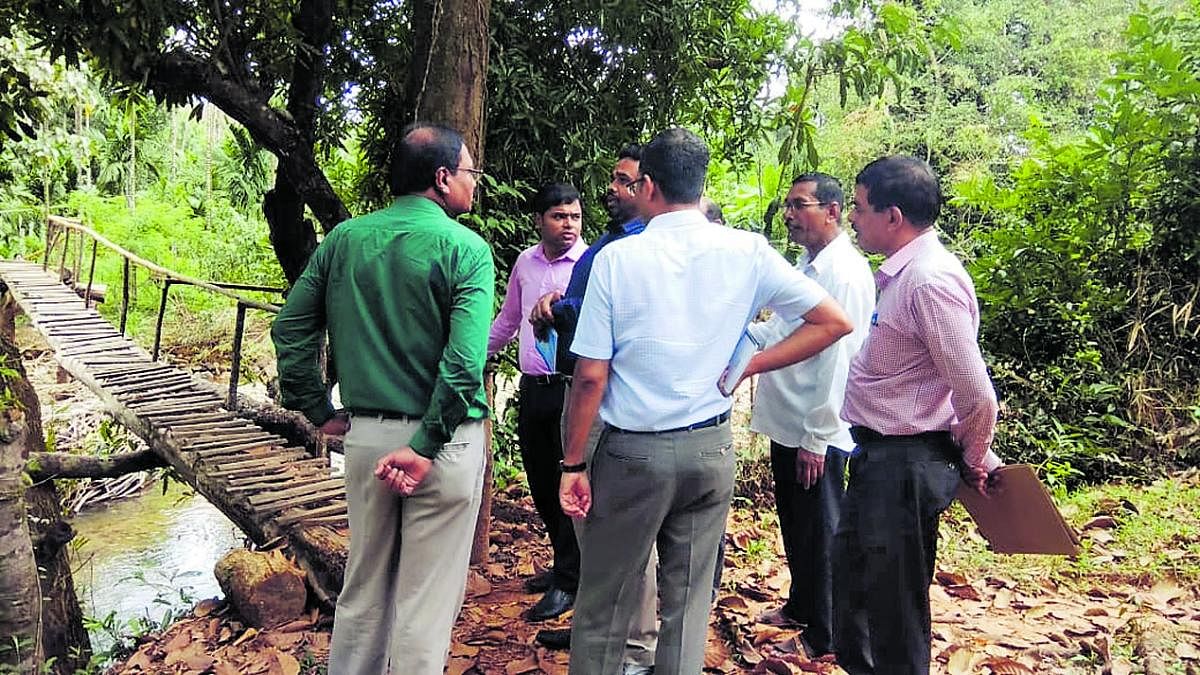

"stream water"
[70,481,243,648]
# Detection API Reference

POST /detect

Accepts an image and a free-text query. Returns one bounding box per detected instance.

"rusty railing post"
[152,279,172,361]
[42,218,52,271]
[58,228,70,282]
[227,302,247,408]
[84,240,98,309]
[120,258,130,334]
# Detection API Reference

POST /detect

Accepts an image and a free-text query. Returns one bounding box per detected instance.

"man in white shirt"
[749,173,876,657]
[558,128,854,674]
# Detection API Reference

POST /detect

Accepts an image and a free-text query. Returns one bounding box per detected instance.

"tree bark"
[404,0,492,164]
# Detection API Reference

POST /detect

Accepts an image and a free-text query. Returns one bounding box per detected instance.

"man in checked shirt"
[836,155,1002,675]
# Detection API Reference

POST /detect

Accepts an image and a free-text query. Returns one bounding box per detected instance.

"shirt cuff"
[304,400,336,427]
[408,427,442,460]
[979,450,1003,473]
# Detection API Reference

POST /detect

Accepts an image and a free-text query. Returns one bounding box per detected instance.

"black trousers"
[770,441,846,653]
[832,429,962,675]
[517,375,580,591]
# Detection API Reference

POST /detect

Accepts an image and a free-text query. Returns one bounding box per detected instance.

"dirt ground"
[105,473,1200,675]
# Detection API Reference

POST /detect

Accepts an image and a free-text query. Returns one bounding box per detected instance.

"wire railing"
[41,215,284,407]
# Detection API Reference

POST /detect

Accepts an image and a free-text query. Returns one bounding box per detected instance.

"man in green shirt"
[271,123,494,675]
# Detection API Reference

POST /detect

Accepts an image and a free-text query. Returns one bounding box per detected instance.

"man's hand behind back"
[375,447,434,496]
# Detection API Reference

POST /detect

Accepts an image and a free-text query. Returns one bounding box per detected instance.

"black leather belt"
[609,410,731,435]
[348,408,419,421]
[849,426,952,445]
[521,373,568,386]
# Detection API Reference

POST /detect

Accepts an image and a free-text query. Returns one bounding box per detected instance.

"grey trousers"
[328,417,486,675]
[570,422,734,675]
[564,386,659,668]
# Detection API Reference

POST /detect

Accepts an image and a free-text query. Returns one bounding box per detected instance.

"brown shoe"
[756,607,803,628]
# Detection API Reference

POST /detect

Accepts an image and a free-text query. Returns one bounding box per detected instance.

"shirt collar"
[803,231,853,274]
[534,237,588,263]
[878,228,940,281]
[645,208,708,230]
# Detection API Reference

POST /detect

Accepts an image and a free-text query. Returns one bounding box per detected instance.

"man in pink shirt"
[836,156,1001,675]
[488,182,588,621]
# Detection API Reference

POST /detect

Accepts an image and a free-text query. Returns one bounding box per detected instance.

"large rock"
[214,549,307,628]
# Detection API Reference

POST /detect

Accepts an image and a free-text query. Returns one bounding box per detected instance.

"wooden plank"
[202,450,308,475]
[291,515,348,527]
[192,439,285,458]
[120,381,209,402]
[248,478,345,507]
[134,397,224,415]
[110,376,195,395]
[185,432,284,451]
[226,467,333,491]
[255,487,346,516]
[142,411,232,425]
[276,502,348,527]
[166,419,254,433]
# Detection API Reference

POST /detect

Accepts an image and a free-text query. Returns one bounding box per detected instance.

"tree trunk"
[404,0,492,164]
[0,339,45,672]
[1,289,91,673]
[214,549,306,628]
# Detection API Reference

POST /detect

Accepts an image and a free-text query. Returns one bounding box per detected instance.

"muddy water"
[71,481,242,645]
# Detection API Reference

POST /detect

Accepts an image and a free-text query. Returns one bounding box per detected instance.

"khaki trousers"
[564,385,659,668]
[570,422,734,675]
[328,417,486,675]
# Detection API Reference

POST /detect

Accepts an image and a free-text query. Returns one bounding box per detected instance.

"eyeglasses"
[626,175,648,193]
[453,166,486,178]
[783,200,831,211]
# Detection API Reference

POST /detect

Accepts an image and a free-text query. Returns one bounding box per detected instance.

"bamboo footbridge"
[0,216,349,604]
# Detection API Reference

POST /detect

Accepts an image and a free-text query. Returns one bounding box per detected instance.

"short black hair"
[617,144,642,163]
[855,156,941,227]
[700,197,724,223]
[641,128,709,204]
[531,182,581,215]
[388,123,465,196]
[792,172,844,210]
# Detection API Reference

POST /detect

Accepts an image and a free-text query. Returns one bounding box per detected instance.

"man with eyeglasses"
[528,144,661,675]
[749,173,875,659]
[559,128,854,674]
[836,155,1001,674]
[272,123,493,675]
[488,182,588,622]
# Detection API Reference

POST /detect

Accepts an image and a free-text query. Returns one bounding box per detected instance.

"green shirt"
[271,195,494,458]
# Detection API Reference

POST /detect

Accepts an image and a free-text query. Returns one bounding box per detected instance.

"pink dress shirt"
[842,229,1000,470]
[488,239,587,375]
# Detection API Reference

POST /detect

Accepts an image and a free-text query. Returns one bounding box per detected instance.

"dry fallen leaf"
[936,571,970,587]
[978,656,1035,674]
[1082,515,1118,530]
[946,646,975,675]
[194,597,222,617]
[446,656,476,675]
[1176,642,1200,660]
[504,652,541,674]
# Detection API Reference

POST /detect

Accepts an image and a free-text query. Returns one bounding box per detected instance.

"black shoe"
[524,569,555,594]
[527,587,575,622]
[535,627,572,650]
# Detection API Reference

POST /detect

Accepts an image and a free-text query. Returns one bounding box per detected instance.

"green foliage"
[957,0,1200,480]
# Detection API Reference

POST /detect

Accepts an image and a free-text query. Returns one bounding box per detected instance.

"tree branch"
[26,450,165,481]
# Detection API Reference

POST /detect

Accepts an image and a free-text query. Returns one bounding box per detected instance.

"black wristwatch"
[559,460,587,473]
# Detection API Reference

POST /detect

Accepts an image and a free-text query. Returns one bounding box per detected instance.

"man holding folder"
[836,156,1001,675]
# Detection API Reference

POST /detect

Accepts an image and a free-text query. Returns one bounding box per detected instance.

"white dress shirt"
[570,208,829,432]
[749,232,876,455]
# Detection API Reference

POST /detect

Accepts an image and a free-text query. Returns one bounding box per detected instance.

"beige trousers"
[564,384,659,668]
[327,416,486,675]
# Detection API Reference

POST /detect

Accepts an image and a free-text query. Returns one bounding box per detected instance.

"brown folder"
[955,464,1081,555]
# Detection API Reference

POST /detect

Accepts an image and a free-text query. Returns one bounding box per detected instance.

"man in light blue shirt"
[558,128,854,674]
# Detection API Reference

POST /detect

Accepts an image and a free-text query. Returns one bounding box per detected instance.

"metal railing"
[41,215,284,407]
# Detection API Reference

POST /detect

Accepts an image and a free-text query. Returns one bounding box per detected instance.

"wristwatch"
[559,460,587,473]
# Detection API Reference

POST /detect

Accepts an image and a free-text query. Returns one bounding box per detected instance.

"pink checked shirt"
[488,239,587,375]
[842,229,1000,470]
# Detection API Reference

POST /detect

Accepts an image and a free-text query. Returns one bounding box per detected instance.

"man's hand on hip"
[375,447,434,496]
[319,411,350,437]
[530,290,562,327]
[795,448,825,490]
[560,472,592,519]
